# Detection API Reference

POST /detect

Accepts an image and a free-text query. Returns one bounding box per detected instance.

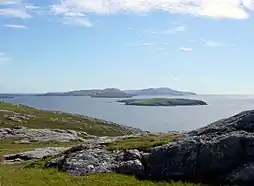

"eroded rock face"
[144,110,254,185]
[145,131,253,183]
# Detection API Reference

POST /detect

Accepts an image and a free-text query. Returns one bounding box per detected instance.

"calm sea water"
[1,95,254,132]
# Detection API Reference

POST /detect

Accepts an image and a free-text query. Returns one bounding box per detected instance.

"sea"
[1,95,254,132]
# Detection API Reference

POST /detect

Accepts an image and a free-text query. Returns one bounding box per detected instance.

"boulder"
[45,144,145,177]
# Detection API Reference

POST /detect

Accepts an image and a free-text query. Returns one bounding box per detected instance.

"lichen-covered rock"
[116,160,144,176]
[45,145,145,177]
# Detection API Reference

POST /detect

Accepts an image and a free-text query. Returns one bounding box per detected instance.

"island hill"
[37,87,196,98]
[118,98,207,107]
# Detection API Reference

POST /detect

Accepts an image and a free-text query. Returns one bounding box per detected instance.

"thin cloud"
[127,41,154,47]
[4,24,28,29]
[162,25,186,34]
[204,41,235,47]
[0,0,38,19]
[0,53,11,65]
[63,17,93,27]
[0,0,21,5]
[188,39,197,43]
[51,0,254,20]
[0,8,31,19]
[180,47,193,52]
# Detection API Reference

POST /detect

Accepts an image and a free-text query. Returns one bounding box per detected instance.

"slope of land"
[118,98,207,107]
[0,101,141,136]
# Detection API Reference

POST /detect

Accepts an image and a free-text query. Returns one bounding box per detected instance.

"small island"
[118,98,207,107]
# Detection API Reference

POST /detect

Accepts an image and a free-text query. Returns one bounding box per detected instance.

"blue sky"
[0,0,254,94]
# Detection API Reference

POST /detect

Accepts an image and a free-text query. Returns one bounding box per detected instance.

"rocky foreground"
[38,109,254,185]
[2,101,254,185]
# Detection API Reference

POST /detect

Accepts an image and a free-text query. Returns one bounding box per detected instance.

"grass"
[0,101,136,136]
[0,163,201,186]
[107,134,180,152]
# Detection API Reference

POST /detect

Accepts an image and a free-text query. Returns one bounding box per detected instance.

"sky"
[0,0,254,94]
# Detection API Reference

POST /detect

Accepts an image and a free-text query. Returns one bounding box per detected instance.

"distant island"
[37,87,196,98]
[39,88,133,98]
[118,98,207,107]
[0,95,14,99]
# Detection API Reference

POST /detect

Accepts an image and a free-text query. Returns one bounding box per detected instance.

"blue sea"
[1,95,254,132]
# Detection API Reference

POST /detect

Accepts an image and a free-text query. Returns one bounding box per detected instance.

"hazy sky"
[1,0,254,94]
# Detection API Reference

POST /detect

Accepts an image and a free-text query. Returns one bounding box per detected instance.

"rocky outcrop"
[0,127,89,142]
[45,144,145,177]
[145,110,254,185]
[42,110,254,185]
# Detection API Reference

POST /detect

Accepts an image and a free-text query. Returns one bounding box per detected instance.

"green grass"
[0,163,201,186]
[107,134,180,152]
[0,101,136,136]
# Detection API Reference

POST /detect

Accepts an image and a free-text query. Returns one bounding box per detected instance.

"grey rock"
[226,163,254,185]
[116,149,141,161]
[3,147,70,162]
[14,139,31,144]
[61,146,118,176]
[45,144,145,177]
[145,130,254,184]
[117,160,144,176]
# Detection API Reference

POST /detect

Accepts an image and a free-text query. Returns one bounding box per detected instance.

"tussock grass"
[107,134,180,152]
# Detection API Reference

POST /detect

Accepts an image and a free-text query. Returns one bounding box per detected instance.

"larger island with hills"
[0,88,196,99]
[32,87,197,98]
